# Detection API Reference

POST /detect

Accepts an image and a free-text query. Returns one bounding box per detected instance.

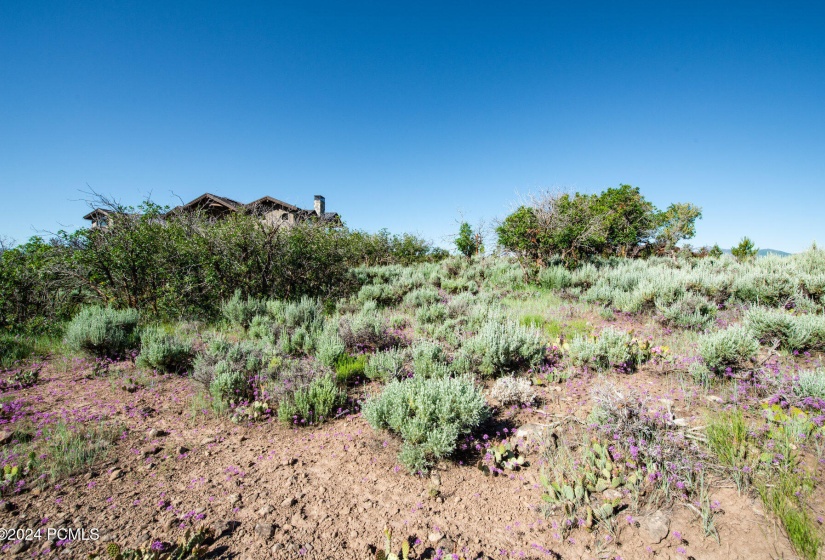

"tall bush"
[64,306,140,358]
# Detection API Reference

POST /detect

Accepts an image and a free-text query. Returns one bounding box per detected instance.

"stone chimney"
[314,195,325,216]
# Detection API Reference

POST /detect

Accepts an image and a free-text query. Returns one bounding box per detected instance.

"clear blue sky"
[2,1,823,252]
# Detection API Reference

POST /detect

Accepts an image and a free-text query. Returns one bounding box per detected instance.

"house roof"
[181,192,244,210]
[85,193,338,223]
[246,196,300,212]
[82,208,112,221]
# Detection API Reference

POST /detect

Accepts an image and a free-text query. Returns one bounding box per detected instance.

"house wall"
[262,209,297,227]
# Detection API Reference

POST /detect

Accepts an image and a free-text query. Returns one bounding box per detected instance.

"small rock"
[271,543,284,552]
[430,473,441,487]
[281,496,297,507]
[141,445,162,457]
[254,523,275,539]
[177,445,190,455]
[258,504,273,516]
[0,430,13,445]
[147,428,168,438]
[515,423,550,443]
[108,469,123,482]
[228,494,241,505]
[437,538,454,551]
[705,395,723,404]
[303,543,313,552]
[602,489,622,501]
[201,437,216,445]
[672,418,689,427]
[210,520,230,536]
[349,529,358,539]
[136,532,151,544]
[639,510,670,544]
[428,532,444,543]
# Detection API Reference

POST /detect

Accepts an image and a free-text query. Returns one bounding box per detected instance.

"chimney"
[314,195,325,216]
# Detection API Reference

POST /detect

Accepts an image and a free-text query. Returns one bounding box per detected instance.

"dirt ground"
[0,360,802,559]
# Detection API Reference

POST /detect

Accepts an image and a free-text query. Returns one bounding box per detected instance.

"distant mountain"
[721,248,791,257]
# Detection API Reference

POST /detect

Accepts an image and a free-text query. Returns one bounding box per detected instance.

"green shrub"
[64,306,140,358]
[192,337,266,405]
[276,325,319,356]
[794,369,825,400]
[248,314,277,341]
[209,362,251,404]
[365,347,407,381]
[411,340,451,378]
[538,266,572,290]
[277,375,346,426]
[356,283,403,306]
[338,302,391,351]
[0,333,36,367]
[403,287,441,308]
[745,307,825,352]
[698,326,759,373]
[657,293,717,330]
[416,303,448,325]
[334,354,367,384]
[567,327,650,371]
[363,374,490,473]
[314,326,346,368]
[266,296,326,333]
[136,325,194,373]
[44,421,123,481]
[456,320,545,377]
[221,290,266,329]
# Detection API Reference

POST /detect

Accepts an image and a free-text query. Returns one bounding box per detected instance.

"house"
[83,193,340,228]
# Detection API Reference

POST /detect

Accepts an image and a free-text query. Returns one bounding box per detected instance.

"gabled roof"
[246,196,300,212]
[182,193,243,210]
[82,208,112,221]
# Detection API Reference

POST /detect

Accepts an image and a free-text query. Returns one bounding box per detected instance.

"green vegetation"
[363,374,489,473]
[64,306,140,358]
[136,325,194,373]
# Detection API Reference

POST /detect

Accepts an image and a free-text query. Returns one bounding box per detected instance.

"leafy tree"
[496,185,687,263]
[708,244,724,258]
[731,237,758,262]
[455,222,483,257]
[654,203,703,255]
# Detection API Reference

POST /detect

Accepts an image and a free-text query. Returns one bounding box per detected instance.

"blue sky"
[2,1,823,252]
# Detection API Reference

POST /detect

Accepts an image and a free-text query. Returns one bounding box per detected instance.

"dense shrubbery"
[567,327,651,371]
[192,337,267,405]
[0,199,444,331]
[745,307,825,352]
[455,320,545,377]
[64,306,140,358]
[363,374,490,473]
[277,375,346,426]
[136,325,194,373]
[698,326,759,374]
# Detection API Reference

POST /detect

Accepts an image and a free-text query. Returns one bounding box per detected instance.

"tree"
[708,244,723,258]
[455,222,483,257]
[654,202,703,255]
[731,237,758,262]
[496,185,680,263]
